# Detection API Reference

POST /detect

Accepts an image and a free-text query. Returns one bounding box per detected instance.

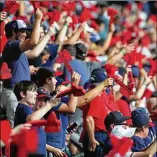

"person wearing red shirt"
[81,68,114,157]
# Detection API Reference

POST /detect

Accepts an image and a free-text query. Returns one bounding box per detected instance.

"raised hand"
[104,78,114,87]
[35,8,43,21]
[65,16,72,25]
[71,71,81,85]
[47,24,57,36]
[124,43,135,53]
[0,11,7,21]
[126,65,132,74]
[144,76,153,86]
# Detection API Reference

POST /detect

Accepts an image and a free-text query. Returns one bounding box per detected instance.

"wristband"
[121,49,126,55]
[64,23,68,27]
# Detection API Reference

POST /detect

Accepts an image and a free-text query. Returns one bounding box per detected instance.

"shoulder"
[17,103,33,113]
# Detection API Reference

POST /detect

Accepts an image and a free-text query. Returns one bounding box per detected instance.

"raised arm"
[77,78,113,107]
[25,23,57,59]
[19,9,43,52]
[26,101,57,121]
[129,76,152,101]
[64,23,85,45]
[106,44,135,65]
[57,72,80,113]
[56,16,72,44]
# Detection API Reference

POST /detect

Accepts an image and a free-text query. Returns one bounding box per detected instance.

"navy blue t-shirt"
[64,59,90,87]
[2,41,30,88]
[14,103,46,157]
[131,122,157,157]
[45,97,69,149]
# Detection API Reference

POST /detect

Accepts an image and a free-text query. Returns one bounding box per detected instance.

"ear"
[12,30,16,36]
[20,91,26,99]
[110,124,115,129]
[46,78,50,84]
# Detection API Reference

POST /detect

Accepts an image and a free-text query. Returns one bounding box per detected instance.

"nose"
[35,92,38,96]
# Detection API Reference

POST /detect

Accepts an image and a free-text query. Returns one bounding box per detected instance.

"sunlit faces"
[36,98,48,110]
[41,53,50,64]
[24,90,38,106]
[50,77,57,91]
[16,29,27,41]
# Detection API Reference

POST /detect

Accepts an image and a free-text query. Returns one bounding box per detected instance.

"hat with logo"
[90,68,107,83]
[5,20,29,32]
[37,87,52,99]
[131,107,154,128]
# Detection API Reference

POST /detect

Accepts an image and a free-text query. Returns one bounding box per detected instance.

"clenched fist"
[104,78,114,87]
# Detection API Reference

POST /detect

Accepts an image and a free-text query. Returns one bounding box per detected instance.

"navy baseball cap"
[5,20,30,32]
[104,111,131,130]
[132,107,154,128]
[37,87,52,99]
[90,68,107,83]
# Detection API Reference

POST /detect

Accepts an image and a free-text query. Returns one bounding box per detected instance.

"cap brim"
[148,122,154,127]
[18,28,32,31]
[115,116,131,124]
[37,94,51,99]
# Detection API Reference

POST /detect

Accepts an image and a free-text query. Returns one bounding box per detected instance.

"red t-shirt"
[82,92,109,132]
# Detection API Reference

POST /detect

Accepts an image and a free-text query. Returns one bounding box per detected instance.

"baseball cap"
[131,107,154,128]
[5,20,29,32]
[90,68,107,83]
[37,87,52,99]
[104,111,131,130]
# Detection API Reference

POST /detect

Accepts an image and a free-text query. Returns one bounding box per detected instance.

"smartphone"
[66,122,78,134]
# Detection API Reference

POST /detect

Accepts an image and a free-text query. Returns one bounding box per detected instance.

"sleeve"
[44,102,63,119]
[23,106,34,120]
[6,41,23,62]
[87,98,101,118]
[87,61,102,73]
[131,137,145,152]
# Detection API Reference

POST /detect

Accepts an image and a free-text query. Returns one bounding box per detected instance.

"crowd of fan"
[0,1,156,157]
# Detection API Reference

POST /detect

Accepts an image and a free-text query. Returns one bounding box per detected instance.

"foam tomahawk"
[104,64,134,97]
[55,49,86,97]
[0,1,20,36]
[55,49,73,75]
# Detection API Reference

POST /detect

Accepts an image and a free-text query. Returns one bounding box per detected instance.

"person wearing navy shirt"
[13,80,58,157]
[62,44,91,87]
[131,107,157,157]
[1,9,43,127]
[35,68,80,157]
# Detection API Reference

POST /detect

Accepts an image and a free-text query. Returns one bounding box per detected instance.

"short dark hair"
[5,22,13,38]
[75,43,87,60]
[35,68,54,87]
[14,80,37,101]
[62,44,76,57]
